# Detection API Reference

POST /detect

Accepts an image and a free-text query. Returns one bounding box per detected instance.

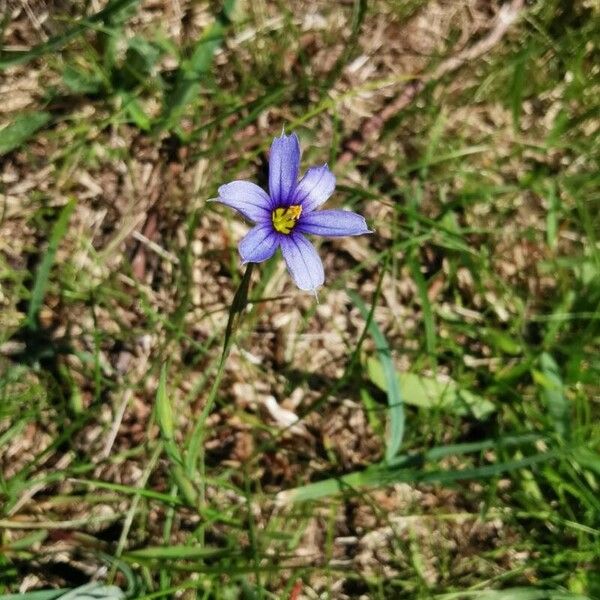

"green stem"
[185,263,255,499]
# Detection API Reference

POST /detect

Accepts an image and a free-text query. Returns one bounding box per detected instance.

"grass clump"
[0,0,598,598]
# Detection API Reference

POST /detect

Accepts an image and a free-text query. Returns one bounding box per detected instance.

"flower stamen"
[272,204,302,234]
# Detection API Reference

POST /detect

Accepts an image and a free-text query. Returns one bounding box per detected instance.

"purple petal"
[239,225,280,264]
[269,132,301,205]
[296,209,371,237]
[280,233,324,293]
[292,164,336,213]
[218,181,272,223]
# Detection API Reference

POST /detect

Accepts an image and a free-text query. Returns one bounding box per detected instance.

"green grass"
[1,0,599,598]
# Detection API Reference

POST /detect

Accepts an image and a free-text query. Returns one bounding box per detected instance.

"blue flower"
[217,132,371,293]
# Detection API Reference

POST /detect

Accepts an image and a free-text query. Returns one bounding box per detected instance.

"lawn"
[0,0,599,598]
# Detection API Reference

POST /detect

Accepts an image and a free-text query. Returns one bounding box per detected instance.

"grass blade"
[510,49,527,131]
[26,198,76,329]
[185,262,255,476]
[0,112,51,156]
[126,545,230,560]
[278,435,549,503]
[0,592,66,600]
[157,0,235,132]
[437,589,591,600]
[279,451,559,504]
[350,290,404,461]
[156,363,175,441]
[320,0,367,94]
[0,0,141,70]
[71,479,184,506]
[57,583,125,599]
[407,250,437,357]
[367,358,495,419]
[155,365,197,506]
[535,352,570,439]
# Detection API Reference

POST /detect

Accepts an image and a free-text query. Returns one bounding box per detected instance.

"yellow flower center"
[272,204,302,234]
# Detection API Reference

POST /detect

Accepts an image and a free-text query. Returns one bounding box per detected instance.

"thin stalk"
[186,263,255,497]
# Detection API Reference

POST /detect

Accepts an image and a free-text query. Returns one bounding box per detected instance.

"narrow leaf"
[367,358,495,419]
[278,435,547,503]
[222,261,254,359]
[0,592,66,600]
[72,479,184,506]
[154,365,197,506]
[0,112,51,155]
[510,50,527,131]
[62,65,103,94]
[0,0,141,70]
[535,352,570,439]
[350,291,404,461]
[437,588,591,600]
[119,91,151,131]
[279,450,558,504]
[185,262,254,476]
[158,1,235,132]
[126,545,229,560]
[156,363,174,441]
[545,180,559,249]
[407,250,436,356]
[27,198,77,328]
[421,108,447,179]
[57,583,125,599]
[5,529,48,550]
[571,447,600,477]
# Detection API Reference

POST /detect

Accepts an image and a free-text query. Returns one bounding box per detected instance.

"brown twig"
[339,0,526,164]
